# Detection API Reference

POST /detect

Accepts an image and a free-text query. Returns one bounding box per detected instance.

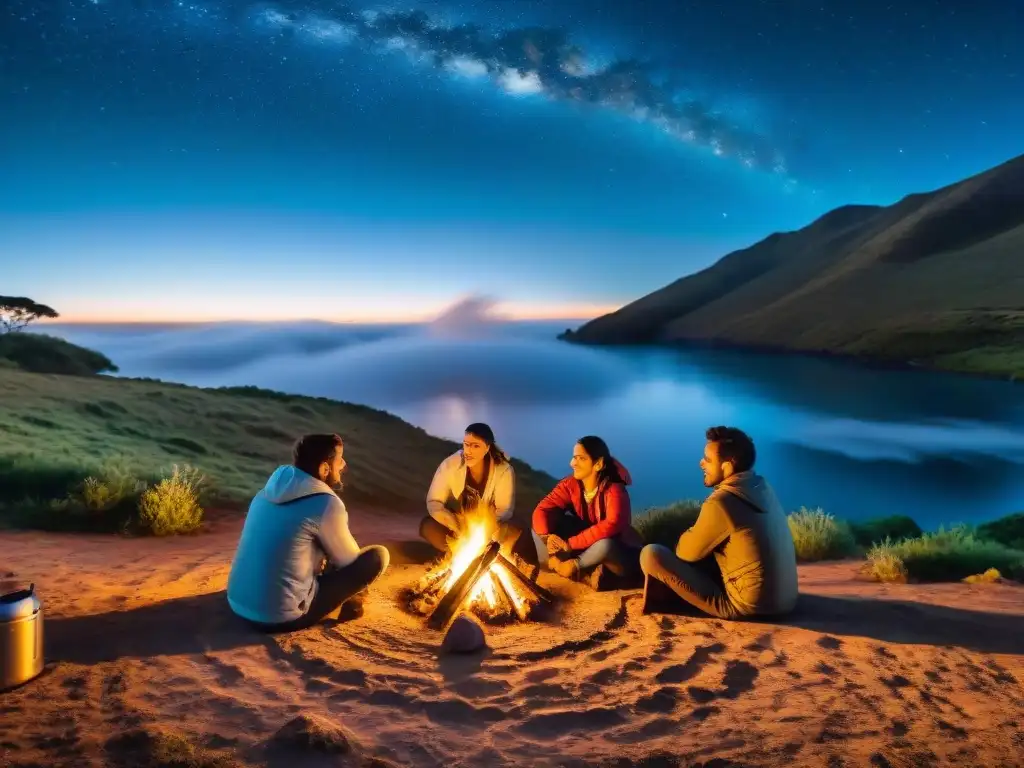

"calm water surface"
[47,321,1024,528]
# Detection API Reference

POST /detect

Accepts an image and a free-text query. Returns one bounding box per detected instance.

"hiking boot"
[543,534,571,558]
[550,556,581,581]
[337,597,365,622]
[587,564,611,592]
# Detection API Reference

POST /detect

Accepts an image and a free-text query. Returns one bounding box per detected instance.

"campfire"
[408,508,553,630]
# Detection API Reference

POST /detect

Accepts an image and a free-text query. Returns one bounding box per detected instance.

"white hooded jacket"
[426,451,515,527]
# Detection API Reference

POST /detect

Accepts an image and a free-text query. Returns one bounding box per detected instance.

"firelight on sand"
[410,508,538,623]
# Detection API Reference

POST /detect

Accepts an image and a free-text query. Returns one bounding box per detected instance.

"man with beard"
[639,426,798,620]
[227,433,389,631]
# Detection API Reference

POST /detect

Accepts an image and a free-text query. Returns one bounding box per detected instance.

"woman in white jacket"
[420,423,537,570]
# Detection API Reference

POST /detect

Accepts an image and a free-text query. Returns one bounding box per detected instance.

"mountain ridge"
[563,153,1024,379]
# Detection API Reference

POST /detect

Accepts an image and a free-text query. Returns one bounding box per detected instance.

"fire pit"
[408,509,553,630]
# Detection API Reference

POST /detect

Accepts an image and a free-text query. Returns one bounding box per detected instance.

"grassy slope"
[0,368,556,524]
[566,153,1024,379]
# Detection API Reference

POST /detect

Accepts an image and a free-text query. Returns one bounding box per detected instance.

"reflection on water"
[40,322,1024,528]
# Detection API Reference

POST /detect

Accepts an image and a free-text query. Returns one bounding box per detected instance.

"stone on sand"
[269,714,357,755]
[442,613,486,654]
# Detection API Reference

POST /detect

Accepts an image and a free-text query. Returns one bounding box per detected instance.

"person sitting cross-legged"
[420,422,539,572]
[639,426,798,620]
[227,433,389,632]
[531,436,643,591]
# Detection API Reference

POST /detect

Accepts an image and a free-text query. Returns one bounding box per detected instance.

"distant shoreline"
[558,331,1022,385]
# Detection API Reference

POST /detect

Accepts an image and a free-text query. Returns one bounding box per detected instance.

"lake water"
[42,320,1024,529]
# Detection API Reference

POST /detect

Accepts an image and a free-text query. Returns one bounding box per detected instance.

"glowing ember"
[408,507,539,623]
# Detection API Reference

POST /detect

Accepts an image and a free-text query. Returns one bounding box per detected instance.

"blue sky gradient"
[2,0,1021,321]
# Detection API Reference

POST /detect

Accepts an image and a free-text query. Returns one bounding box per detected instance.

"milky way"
[57,0,789,177]
[246,3,789,175]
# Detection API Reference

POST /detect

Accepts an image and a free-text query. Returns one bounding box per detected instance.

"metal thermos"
[0,582,44,691]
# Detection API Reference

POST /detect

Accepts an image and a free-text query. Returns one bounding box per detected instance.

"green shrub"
[864,525,1024,583]
[848,515,922,548]
[136,464,205,536]
[0,456,210,535]
[635,499,702,547]
[56,460,149,532]
[81,463,147,510]
[0,453,93,503]
[0,332,118,375]
[976,512,1024,551]
[787,507,858,562]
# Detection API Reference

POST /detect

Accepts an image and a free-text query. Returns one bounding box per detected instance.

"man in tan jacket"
[639,426,798,619]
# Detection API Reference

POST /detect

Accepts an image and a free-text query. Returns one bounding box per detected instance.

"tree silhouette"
[0,296,59,333]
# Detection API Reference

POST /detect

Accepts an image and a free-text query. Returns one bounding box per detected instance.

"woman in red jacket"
[531,435,644,589]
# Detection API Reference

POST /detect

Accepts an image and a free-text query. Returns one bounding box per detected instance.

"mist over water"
[42,307,1024,528]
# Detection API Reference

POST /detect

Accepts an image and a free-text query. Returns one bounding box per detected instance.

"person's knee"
[639,543,672,575]
[364,544,390,577]
[587,538,613,560]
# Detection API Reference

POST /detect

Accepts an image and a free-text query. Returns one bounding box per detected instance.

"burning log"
[428,540,501,631]
[494,552,554,604]
[407,506,555,626]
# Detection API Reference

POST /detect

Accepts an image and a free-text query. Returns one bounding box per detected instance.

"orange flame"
[436,505,530,618]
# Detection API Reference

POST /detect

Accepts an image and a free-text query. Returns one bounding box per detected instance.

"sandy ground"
[1,512,1023,768]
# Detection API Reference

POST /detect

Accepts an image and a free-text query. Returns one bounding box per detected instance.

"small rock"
[442,613,486,654]
[270,714,355,754]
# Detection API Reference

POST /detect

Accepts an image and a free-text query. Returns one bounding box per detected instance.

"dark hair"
[705,426,756,473]
[465,422,508,465]
[576,435,623,485]
[293,433,343,477]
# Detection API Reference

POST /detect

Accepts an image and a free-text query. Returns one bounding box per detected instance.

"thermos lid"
[0,582,41,621]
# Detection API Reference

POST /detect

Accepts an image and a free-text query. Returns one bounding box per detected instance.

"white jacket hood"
[262,465,336,505]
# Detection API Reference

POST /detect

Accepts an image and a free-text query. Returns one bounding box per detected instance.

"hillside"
[564,152,1024,378]
[0,368,556,529]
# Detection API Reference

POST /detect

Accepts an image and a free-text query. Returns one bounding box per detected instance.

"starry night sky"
[1,0,1021,321]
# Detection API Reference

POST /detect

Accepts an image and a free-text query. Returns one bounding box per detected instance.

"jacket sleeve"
[493,463,515,522]
[426,458,458,530]
[531,478,574,534]
[318,498,361,568]
[567,483,630,550]
[675,496,732,561]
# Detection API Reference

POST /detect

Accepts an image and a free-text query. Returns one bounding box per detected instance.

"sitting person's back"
[227,433,388,631]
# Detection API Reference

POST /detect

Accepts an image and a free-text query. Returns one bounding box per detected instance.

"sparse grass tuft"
[963,567,1004,584]
[635,499,702,547]
[787,507,858,562]
[106,727,240,768]
[80,461,147,511]
[862,547,909,583]
[864,525,1024,583]
[137,465,206,536]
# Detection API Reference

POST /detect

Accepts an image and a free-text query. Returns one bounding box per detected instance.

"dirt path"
[1,513,1023,767]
